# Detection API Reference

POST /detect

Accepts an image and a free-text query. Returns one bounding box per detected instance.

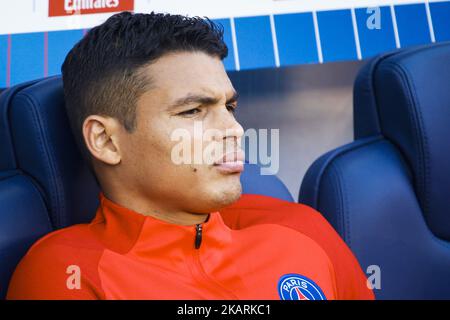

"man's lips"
[214,150,245,164]
[213,150,245,173]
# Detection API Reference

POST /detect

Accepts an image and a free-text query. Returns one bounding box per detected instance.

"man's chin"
[205,180,242,211]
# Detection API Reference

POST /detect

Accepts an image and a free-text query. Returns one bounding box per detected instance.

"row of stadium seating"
[0,41,449,299]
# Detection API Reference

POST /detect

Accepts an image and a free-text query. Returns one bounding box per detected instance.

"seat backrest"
[300,42,450,299]
[1,77,101,229]
[0,171,53,299]
[0,76,292,299]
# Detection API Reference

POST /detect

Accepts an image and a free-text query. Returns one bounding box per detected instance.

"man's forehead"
[145,51,229,83]
[146,52,234,94]
[172,86,237,101]
[140,52,235,104]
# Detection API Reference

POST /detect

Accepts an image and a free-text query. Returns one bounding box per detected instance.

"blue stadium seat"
[0,76,292,299]
[300,42,450,299]
[240,162,293,202]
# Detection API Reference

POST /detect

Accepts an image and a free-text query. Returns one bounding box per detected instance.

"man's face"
[117,51,244,214]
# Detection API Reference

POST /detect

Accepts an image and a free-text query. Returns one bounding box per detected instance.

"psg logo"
[278,273,327,300]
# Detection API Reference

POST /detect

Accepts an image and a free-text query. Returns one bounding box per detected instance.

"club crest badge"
[278,273,326,300]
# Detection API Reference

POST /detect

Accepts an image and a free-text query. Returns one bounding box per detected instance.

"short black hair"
[62,11,228,163]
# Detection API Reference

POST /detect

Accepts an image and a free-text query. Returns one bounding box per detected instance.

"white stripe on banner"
[351,7,362,60]
[230,17,241,71]
[390,4,401,49]
[269,14,281,68]
[312,11,324,64]
[425,0,436,43]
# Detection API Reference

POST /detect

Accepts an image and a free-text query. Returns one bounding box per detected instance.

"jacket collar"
[89,192,233,256]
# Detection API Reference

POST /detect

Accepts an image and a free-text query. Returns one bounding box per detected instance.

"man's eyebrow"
[168,91,239,110]
[227,91,239,104]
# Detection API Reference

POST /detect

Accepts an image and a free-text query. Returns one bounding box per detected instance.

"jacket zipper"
[195,223,203,249]
[192,222,238,299]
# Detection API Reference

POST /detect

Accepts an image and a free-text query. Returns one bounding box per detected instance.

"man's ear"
[82,115,122,166]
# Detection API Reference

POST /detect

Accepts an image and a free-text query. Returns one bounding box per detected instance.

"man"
[7,12,373,300]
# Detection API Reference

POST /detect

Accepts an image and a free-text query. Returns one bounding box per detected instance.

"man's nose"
[227,119,244,141]
[214,107,244,141]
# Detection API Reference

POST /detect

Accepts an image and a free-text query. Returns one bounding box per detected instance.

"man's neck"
[142,209,210,226]
[102,191,209,226]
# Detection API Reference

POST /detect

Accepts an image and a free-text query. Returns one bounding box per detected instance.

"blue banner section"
[1,1,450,86]
[430,1,450,41]
[10,32,44,86]
[355,6,397,59]
[48,29,84,77]
[395,4,431,47]
[274,12,318,66]
[317,9,357,62]
[234,15,276,70]
[212,19,236,71]
[0,35,6,87]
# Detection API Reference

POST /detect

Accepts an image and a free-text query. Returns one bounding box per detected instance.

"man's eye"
[178,108,201,116]
[226,104,237,113]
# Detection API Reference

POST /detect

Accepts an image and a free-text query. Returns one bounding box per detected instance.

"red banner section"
[49,0,134,17]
